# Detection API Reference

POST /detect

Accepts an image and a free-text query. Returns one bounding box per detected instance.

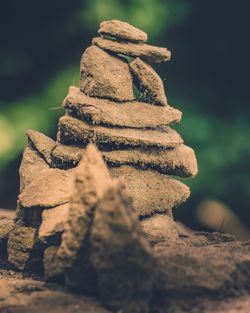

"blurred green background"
[0,0,249,238]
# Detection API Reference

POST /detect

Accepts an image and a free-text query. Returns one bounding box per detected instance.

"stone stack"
[56,19,198,220]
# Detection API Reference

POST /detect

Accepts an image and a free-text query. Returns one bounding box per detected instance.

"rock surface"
[92,37,171,63]
[58,115,183,149]
[130,57,167,105]
[80,46,133,101]
[111,166,190,216]
[38,203,69,244]
[7,226,37,270]
[63,86,181,128]
[98,20,148,42]
[26,130,56,165]
[90,180,155,313]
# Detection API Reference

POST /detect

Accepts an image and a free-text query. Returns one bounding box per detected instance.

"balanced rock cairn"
[4,21,250,313]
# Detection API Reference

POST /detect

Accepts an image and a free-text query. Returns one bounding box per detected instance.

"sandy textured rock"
[0,275,111,313]
[130,57,167,105]
[93,37,171,63]
[19,145,50,193]
[110,166,190,216]
[18,168,74,208]
[51,144,83,169]
[141,214,180,245]
[49,145,111,293]
[63,86,181,128]
[104,144,198,178]
[58,115,183,149]
[26,130,56,165]
[0,218,14,262]
[7,226,37,270]
[80,46,133,101]
[90,180,155,313]
[154,240,250,296]
[98,20,148,42]
[50,143,197,178]
[38,203,69,244]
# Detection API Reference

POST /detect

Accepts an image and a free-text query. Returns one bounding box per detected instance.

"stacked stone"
[57,19,198,218]
[6,20,198,272]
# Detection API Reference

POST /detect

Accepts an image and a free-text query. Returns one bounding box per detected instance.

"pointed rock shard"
[80,46,133,101]
[90,180,155,313]
[93,37,171,63]
[0,218,14,260]
[63,86,181,128]
[19,145,50,193]
[38,203,70,244]
[54,145,111,293]
[58,115,183,149]
[26,130,56,165]
[110,166,190,216]
[98,20,148,43]
[130,58,167,106]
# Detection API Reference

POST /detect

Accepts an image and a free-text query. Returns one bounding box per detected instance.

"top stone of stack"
[98,20,148,43]
[94,20,171,64]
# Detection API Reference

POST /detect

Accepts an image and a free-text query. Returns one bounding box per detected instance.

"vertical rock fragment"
[80,46,134,101]
[130,57,167,105]
[90,180,155,313]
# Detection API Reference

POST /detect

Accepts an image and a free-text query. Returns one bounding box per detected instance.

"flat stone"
[92,37,171,63]
[141,214,180,245]
[80,46,133,101]
[110,166,190,216]
[98,20,148,43]
[18,167,74,208]
[51,144,83,169]
[19,145,50,193]
[90,180,155,313]
[104,144,198,178]
[130,57,167,105]
[63,86,181,128]
[38,203,70,244]
[26,130,56,165]
[7,226,37,270]
[58,115,183,149]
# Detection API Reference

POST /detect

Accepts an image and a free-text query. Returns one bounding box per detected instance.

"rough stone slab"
[38,203,69,244]
[19,145,50,193]
[26,130,56,165]
[58,115,183,149]
[110,166,190,216]
[0,218,14,242]
[51,144,83,169]
[0,276,111,313]
[80,46,133,101]
[63,86,181,128]
[154,240,250,297]
[98,20,148,43]
[90,180,155,313]
[141,214,179,245]
[130,57,167,105]
[104,144,198,178]
[18,168,74,208]
[7,226,37,270]
[92,37,171,63]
